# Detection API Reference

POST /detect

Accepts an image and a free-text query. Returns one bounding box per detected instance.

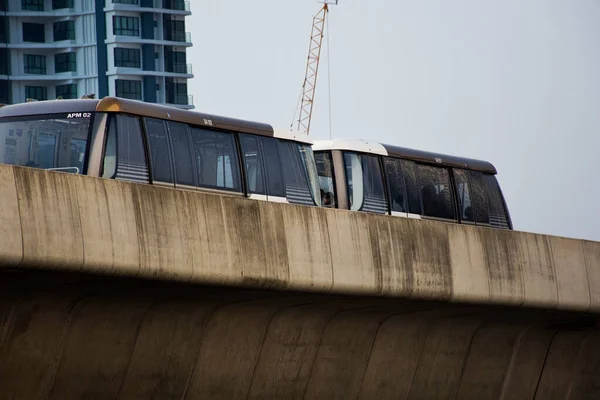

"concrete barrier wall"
[2,165,600,312]
[0,274,598,400]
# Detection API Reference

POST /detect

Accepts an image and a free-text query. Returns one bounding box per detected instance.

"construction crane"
[294,0,337,135]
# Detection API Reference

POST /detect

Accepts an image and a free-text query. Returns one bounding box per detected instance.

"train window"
[416,164,456,220]
[343,152,387,214]
[384,157,407,213]
[260,137,285,198]
[103,114,149,183]
[102,116,117,178]
[401,160,421,215]
[240,134,265,195]
[314,151,336,208]
[145,118,173,184]
[469,171,489,224]
[189,127,241,192]
[167,121,195,187]
[279,141,321,206]
[482,173,511,229]
[454,169,475,222]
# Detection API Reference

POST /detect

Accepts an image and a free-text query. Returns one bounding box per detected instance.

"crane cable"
[326,10,332,139]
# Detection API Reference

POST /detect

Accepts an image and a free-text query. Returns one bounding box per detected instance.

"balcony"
[107,0,190,15]
[167,93,193,106]
[167,63,192,75]
[164,0,190,11]
[165,31,191,43]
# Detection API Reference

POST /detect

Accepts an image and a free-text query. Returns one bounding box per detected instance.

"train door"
[239,134,286,202]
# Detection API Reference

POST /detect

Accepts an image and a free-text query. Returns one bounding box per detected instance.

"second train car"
[313,139,512,229]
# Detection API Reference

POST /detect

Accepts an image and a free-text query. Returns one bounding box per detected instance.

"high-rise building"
[0,0,193,109]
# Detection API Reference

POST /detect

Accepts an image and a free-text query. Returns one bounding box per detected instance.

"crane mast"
[295,1,337,135]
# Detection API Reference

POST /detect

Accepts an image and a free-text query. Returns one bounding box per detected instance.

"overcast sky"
[187,0,600,242]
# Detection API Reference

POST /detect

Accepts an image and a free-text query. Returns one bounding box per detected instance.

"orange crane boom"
[295,1,337,135]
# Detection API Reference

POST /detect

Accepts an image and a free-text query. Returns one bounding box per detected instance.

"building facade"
[0,0,193,109]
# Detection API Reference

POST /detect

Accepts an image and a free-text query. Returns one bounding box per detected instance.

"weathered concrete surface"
[2,165,599,312]
[0,271,598,400]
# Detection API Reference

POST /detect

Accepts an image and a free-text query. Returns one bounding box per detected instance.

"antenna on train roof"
[56,96,64,100]
[80,93,95,99]
[25,98,39,102]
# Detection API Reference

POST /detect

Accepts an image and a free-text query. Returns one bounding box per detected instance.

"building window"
[113,16,139,36]
[114,47,141,68]
[24,54,46,74]
[53,21,75,41]
[22,23,45,43]
[52,0,73,9]
[56,84,77,99]
[115,79,142,100]
[55,52,76,73]
[22,0,43,11]
[25,86,47,100]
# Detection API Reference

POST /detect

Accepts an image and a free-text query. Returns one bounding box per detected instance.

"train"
[0,97,511,229]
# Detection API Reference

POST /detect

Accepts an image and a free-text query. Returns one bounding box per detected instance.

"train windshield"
[0,112,93,173]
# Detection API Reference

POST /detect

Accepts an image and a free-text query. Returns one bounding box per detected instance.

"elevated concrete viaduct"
[0,165,599,399]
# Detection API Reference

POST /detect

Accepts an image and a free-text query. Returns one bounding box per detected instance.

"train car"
[313,138,512,229]
[0,97,321,206]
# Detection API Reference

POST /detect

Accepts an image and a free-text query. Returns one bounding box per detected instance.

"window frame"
[54,52,76,73]
[22,22,45,43]
[23,54,46,74]
[239,133,267,197]
[414,162,458,222]
[53,20,75,41]
[115,79,142,100]
[114,47,141,69]
[383,156,409,216]
[113,16,140,37]
[25,86,47,100]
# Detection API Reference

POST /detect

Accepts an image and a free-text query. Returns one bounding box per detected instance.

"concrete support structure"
[0,164,599,398]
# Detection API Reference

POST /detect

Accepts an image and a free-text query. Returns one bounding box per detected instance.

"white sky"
[188,0,600,241]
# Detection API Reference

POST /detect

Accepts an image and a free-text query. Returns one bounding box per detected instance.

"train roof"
[0,97,313,144]
[313,138,497,174]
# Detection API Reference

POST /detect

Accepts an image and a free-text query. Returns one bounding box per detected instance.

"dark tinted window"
[416,164,456,220]
[103,114,149,183]
[115,115,148,183]
[22,0,43,10]
[114,47,141,68]
[482,173,511,229]
[401,160,421,214]
[145,118,173,183]
[384,157,407,213]
[52,0,73,9]
[56,83,77,99]
[55,52,76,73]
[115,79,142,100]
[189,127,240,191]
[343,152,387,214]
[261,137,285,197]
[314,151,336,207]
[454,169,475,222]
[24,54,46,74]
[53,21,75,41]
[167,121,194,186]
[240,134,265,195]
[25,86,47,101]
[279,141,317,206]
[23,23,44,42]
[113,16,139,36]
[469,171,489,224]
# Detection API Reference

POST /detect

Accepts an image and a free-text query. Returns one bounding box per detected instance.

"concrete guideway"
[0,165,599,312]
[0,272,598,399]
